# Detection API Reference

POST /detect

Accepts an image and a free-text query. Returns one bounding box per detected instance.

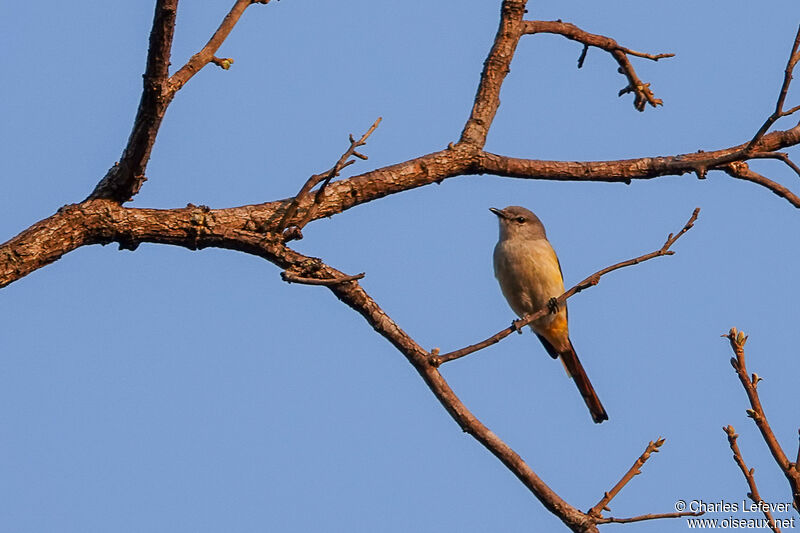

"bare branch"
[281,271,365,286]
[723,328,800,511]
[89,0,268,204]
[169,0,267,94]
[597,512,703,525]
[589,438,665,517]
[278,117,382,238]
[747,25,800,151]
[723,161,800,208]
[523,20,673,111]
[435,208,699,365]
[723,425,782,533]
[750,152,800,179]
[459,0,528,147]
[89,0,179,202]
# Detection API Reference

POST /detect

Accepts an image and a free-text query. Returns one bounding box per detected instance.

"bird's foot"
[547,297,560,314]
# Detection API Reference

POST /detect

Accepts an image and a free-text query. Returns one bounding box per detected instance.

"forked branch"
[89,0,271,203]
[523,20,673,111]
[747,25,800,151]
[278,117,382,239]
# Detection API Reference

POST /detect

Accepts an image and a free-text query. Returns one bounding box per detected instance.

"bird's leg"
[547,297,560,314]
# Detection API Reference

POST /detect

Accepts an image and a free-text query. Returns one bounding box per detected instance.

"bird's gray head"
[490,206,547,242]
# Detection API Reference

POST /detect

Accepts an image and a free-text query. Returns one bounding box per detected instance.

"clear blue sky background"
[3,2,800,531]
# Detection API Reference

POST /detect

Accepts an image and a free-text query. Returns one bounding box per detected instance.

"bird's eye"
[515,216,526,223]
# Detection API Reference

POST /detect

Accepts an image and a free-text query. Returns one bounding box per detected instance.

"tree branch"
[434,208,699,365]
[459,0,528,147]
[747,25,800,151]
[723,161,800,208]
[596,512,703,525]
[278,117,382,239]
[523,20,673,111]
[89,0,179,202]
[589,438,665,517]
[0,196,695,532]
[281,271,365,286]
[723,328,800,511]
[89,0,268,203]
[168,0,269,94]
[724,425,782,533]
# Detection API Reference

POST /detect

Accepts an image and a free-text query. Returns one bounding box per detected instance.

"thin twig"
[596,511,703,525]
[723,161,800,208]
[434,208,699,365]
[169,0,268,94]
[589,438,665,517]
[750,152,800,179]
[723,328,800,511]
[723,425,782,533]
[281,271,365,286]
[747,25,800,151]
[278,117,382,237]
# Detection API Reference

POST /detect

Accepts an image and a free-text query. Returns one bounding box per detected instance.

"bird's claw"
[547,297,559,314]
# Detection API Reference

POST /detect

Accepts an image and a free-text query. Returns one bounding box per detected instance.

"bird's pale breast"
[493,237,568,336]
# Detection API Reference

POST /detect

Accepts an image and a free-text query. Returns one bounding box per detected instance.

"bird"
[490,205,608,423]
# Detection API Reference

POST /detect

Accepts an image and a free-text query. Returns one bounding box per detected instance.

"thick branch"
[459,0,528,147]
[435,208,698,365]
[724,328,800,511]
[89,0,179,202]
[523,20,673,111]
[724,425,782,533]
[89,0,265,203]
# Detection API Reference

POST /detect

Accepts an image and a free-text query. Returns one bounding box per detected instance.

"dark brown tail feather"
[559,341,608,423]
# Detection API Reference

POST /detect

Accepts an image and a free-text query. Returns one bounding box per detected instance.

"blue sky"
[3,2,800,531]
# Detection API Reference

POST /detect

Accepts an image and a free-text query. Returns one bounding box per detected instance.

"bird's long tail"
[559,341,608,424]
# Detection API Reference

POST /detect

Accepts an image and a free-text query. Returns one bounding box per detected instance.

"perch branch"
[435,208,699,365]
[724,425,782,533]
[523,20,673,111]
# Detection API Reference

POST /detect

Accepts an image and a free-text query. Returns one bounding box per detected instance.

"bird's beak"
[489,207,507,219]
